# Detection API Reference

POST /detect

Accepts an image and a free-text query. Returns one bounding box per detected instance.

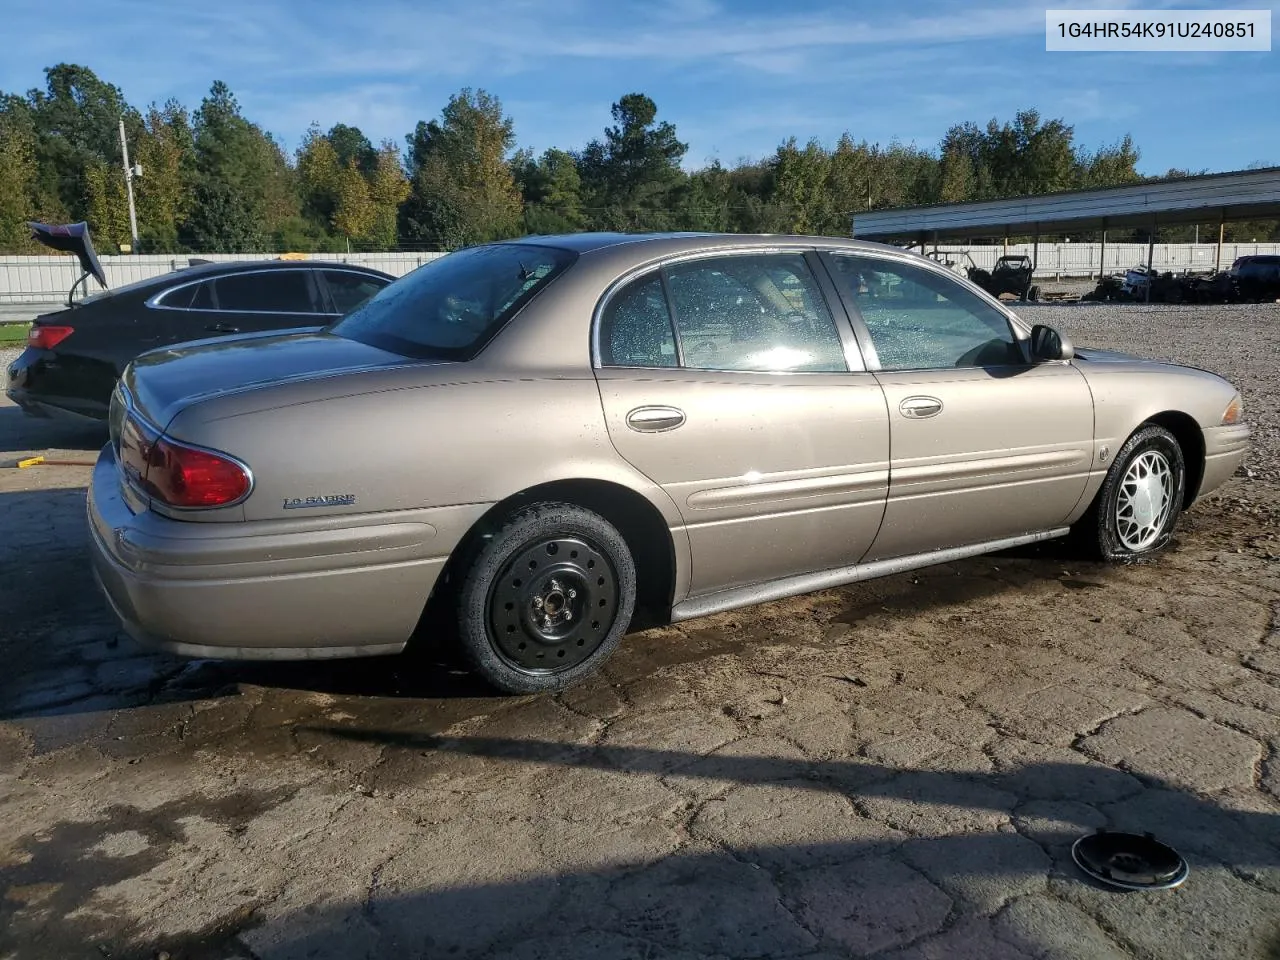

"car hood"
[123,330,413,430]
[1072,347,1157,363]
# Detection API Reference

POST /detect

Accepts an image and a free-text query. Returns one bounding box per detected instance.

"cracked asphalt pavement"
[1,303,1279,960]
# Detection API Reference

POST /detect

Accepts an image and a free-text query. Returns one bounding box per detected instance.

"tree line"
[0,64,1274,256]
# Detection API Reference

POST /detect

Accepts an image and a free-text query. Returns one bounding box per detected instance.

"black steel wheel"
[456,502,636,693]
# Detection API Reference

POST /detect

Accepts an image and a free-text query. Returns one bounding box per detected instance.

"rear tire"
[1075,425,1186,562]
[455,502,636,694]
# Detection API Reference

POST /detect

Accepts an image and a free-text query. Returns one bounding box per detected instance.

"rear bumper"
[7,348,109,421]
[1197,423,1251,498]
[87,444,470,660]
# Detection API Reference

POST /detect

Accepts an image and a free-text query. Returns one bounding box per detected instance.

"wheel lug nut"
[532,597,543,609]
[567,589,576,599]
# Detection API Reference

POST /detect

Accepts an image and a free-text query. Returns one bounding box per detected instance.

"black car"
[1228,255,1280,302]
[7,259,394,421]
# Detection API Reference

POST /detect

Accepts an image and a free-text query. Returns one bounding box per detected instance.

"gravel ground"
[1,303,1278,960]
[1019,301,1280,484]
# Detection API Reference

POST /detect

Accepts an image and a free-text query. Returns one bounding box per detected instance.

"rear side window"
[332,244,575,360]
[664,254,847,372]
[324,271,389,314]
[599,274,678,367]
[188,282,215,310]
[215,271,323,313]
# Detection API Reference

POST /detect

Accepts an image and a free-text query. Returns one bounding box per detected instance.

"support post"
[1003,229,1009,257]
[1032,225,1040,287]
[118,118,139,252]
[1145,216,1157,303]
[1215,217,1225,272]
[1098,222,1107,281]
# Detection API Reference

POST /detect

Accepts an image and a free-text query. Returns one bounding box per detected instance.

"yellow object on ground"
[15,456,96,468]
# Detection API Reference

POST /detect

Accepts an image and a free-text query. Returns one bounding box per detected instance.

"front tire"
[1078,425,1186,561]
[456,502,636,694]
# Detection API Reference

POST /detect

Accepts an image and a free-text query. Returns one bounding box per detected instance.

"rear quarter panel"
[163,369,686,529]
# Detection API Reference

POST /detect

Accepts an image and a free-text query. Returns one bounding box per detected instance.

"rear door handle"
[626,405,686,432]
[206,323,240,333]
[899,396,943,419]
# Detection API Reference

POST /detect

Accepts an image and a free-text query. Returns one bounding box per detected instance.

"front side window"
[332,243,575,359]
[598,273,677,368]
[663,254,847,373]
[215,271,323,313]
[827,255,1022,370]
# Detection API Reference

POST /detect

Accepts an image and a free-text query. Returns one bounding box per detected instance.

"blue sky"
[4,0,1277,174]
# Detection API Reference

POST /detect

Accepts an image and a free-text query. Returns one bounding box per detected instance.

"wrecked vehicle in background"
[1089,265,1237,305]
[1229,255,1280,302]
[965,254,1041,302]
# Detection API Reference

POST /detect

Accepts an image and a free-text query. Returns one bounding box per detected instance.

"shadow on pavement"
[10,736,1275,960]
[0,403,105,457]
[0,528,1102,721]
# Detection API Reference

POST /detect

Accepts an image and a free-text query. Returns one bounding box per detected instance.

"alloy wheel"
[1115,450,1174,551]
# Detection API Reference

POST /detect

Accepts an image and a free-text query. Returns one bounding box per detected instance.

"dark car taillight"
[119,413,251,509]
[29,324,74,350]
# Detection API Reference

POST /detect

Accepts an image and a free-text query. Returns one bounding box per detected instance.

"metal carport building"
[851,166,1280,277]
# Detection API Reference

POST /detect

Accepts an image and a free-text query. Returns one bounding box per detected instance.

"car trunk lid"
[121,329,411,431]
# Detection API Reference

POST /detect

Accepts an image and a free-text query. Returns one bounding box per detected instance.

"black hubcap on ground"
[488,536,619,673]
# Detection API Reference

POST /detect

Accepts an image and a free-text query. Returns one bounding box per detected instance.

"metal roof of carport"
[850,166,1280,240]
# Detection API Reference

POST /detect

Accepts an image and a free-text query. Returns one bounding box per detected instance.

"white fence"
[0,251,448,305]
[3,242,1280,307]
[926,241,1280,279]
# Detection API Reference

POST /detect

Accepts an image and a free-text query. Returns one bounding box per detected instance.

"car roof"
[166,259,394,280]
[507,231,907,260]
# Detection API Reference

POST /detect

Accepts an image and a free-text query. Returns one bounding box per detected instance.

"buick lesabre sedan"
[88,233,1251,693]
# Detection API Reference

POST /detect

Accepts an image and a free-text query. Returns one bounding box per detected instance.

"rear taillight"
[29,325,74,350]
[141,436,252,508]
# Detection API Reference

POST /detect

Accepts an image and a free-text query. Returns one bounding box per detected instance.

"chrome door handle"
[626,405,686,432]
[899,396,943,419]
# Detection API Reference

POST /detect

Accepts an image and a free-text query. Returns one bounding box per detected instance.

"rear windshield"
[330,243,576,359]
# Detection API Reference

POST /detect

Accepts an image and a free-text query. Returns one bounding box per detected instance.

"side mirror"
[1030,323,1074,362]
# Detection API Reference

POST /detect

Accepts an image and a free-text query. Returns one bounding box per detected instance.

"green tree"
[577,93,687,231]
[367,141,410,249]
[296,123,341,235]
[822,135,875,233]
[518,147,584,234]
[83,157,130,249]
[133,100,196,251]
[26,64,137,225]
[1078,134,1141,188]
[327,123,377,176]
[192,81,297,250]
[333,159,375,244]
[0,95,39,251]
[771,138,830,234]
[184,178,261,252]
[401,88,522,249]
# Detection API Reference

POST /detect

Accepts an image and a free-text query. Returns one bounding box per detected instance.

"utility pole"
[118,118,140,252]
